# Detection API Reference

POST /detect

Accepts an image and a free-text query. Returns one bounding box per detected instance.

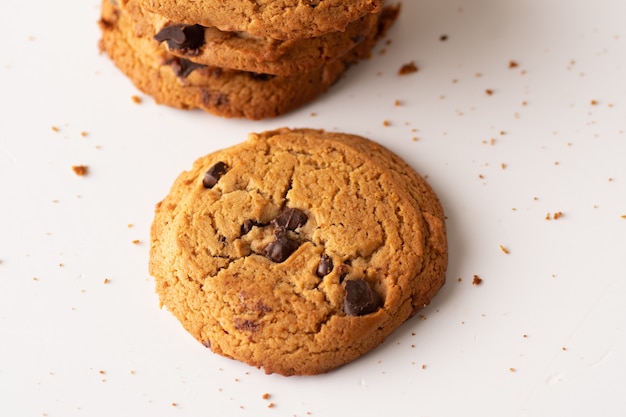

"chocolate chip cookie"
[130,0,381,76]
[136,0,384,40]
[149,128,448,375]
[98,0,395,119]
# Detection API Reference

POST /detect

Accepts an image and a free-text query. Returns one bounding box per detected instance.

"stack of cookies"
[98,0,399,119]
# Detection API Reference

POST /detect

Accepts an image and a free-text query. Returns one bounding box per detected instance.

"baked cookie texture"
[149,128,448,376]
[98,0,399,119]
[133,0,381,76]
[136,0,384,40]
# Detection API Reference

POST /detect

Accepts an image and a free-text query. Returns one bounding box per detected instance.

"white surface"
[1,0,625,416]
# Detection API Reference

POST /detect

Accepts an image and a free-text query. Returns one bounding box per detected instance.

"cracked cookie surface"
[149,128,447,375]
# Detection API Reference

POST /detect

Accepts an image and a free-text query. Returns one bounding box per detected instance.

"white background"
[1,1,625,416]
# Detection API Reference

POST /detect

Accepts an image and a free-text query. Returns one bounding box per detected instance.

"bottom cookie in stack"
[149,128,448,375]
[98,0,399,119]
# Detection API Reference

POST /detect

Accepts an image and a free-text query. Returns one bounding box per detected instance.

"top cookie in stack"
[98,0,399,119]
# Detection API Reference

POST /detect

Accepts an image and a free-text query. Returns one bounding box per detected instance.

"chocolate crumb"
[472,275,482,285]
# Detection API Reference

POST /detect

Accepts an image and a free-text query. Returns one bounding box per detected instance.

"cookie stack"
[149,128,448,375]
[98,0,399,119]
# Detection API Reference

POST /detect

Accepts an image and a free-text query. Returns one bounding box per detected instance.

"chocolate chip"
[233,318,261,332]
[344,279,382,316]
[169,57,206,78]
[249,72,275,82]
[154,24,205,52]
[271,208,308,231]
[202,340,211,348]
[265,230,301,263]
[241,219,263,235]
[202,161,228,188]
[316,253,333,278]
[304,0,320,7]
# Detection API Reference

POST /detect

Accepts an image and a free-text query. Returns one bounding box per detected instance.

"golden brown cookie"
[98,0,396,119]
[149,128,448,376]
[127,0,381,76]
[136,0,384,40]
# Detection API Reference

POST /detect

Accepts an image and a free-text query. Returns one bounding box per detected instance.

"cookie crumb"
[80,131,88,138]
[262,393,271,400]
[71,165,88,176]
[421,364,426,369]
[132,239,140,245]
[104,278,110,284]
[499,244,510,254]
[562,346,568,351]
[51,126,60,133]
[131,95,142,104]
[509,60,519,68]
[591,99,598,106]
[267,402,275,409]
[383,120,391,127]
[509,368,516,373]
[394,99,402,106]
[485,89,494,96]
[472,275,483,285]
[398,61,418,75]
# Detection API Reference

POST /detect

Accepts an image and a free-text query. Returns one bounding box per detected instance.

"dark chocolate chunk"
[316,253,334,278]
[271,208,308,231]
[233,318,261,332]
[154,24,205,52]
[249,72,275,82]
[169,57,206,78]
[344,279,382,316]
[241,219,263,235]
[201,90,229,109]
[202,161,229,188]
[265,230,301,263]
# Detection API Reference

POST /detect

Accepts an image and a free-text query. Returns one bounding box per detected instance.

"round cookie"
[136,0,384,41]
[127,0,382,76]
[149,128,448,375]
[98,0,394,119]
